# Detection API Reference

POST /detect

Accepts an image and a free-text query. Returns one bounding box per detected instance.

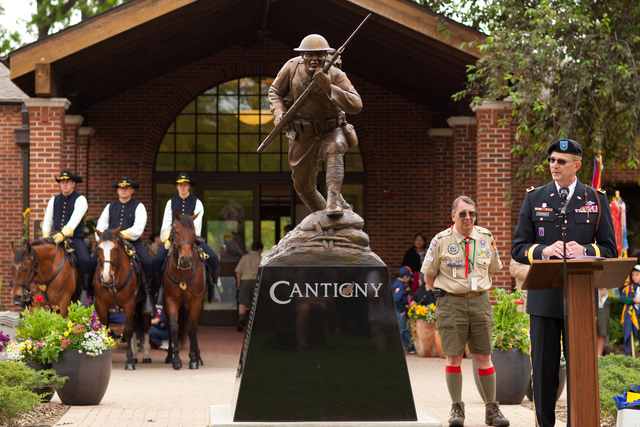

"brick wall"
[0,103,27,310]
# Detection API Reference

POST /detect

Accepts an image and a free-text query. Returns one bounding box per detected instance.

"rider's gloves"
[53,226,73,244]
[42,231,51,238]
[164,240,170,250]
[120,229,132,240]
[161,229,171,242]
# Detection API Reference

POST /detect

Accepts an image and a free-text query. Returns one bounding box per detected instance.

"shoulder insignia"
[435,228,452,239]
[597,188,606,194]
[475,226,492,236]
[526,186,535,192]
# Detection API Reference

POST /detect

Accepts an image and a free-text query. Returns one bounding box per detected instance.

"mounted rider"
[42,170,95,305]
[95,177,155,314]
[152,172,220,304]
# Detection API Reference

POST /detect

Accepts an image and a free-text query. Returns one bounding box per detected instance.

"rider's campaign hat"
[547,139,583,157]
[112,177,140,189]
[175,172,196,185]
[55,170,82,183]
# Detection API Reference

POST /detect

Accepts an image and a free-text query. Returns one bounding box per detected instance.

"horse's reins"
[97,238,135,307]
[165,226,207,302]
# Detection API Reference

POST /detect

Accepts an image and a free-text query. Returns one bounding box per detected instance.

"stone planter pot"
[472,348,531,404]
[24,360,55,402]
[52,349,112,405]
[526,365,566,401]
[413,319,441,357]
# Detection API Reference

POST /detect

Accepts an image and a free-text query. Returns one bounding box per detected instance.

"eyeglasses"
[547,157,576,166]
[303,52,327,60]
[456,211,477,218]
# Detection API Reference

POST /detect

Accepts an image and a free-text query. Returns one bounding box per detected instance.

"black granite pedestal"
[234,265,417,422]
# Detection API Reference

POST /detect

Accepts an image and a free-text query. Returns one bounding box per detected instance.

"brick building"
[1,0,638,321]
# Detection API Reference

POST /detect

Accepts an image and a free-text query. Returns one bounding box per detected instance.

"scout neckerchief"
[462,237,476,278]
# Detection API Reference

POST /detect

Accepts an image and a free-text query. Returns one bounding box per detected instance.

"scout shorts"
[238,279,257,307]
[436,292,494,355]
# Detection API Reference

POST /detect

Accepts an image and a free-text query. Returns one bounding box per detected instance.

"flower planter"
[52,349,112,405]
[24,360,55,402]
[413,319,441,357]
[472,348,531,404]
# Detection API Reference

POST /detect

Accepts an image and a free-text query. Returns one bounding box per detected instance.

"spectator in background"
[149,306,168,350]
[392,266,415,354]
[620,264,640,356]
[402,233,428,293]
[235,241,264,332]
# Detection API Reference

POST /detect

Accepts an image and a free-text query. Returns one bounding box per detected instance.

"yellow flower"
[67,321,73,328]
[63,331,69,337]
[27,345,32,350]
[25,340,31,345]
[19,344,25,351]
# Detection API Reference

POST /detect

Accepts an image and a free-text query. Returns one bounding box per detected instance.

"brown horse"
[163,211,206,370]
[10,240,78,317]
[94,227,150,370]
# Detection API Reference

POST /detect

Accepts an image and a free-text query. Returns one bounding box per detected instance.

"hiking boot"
[449,401,464,427]
[485,401,509,426]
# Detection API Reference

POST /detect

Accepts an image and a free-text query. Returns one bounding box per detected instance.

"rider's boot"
[142,276,155,314]
[155,272,165,305]
[79,273,91,307]
[207,268,219,304]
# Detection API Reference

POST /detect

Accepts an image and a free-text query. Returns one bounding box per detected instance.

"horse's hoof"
[125,363,136,370]
[165,356,172,364]
[198,357,204,366]
[143,358,152,364]
[189,362,199,370]
[172,360,182,370]
[133,358,138,363]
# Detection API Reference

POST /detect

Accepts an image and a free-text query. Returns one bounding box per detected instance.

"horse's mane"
[13,239,49,262]
[175,214,195,231]
[13,246,26,263]
[101,228,118,241]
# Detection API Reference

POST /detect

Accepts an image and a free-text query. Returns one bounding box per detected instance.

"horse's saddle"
[122,240,141,275]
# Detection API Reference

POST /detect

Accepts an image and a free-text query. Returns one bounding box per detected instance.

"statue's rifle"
[257,13,371,154]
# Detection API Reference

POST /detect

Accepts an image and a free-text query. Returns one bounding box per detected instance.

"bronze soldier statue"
[268,34,363,218]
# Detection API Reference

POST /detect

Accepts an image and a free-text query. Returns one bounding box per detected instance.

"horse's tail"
[177,305,188,346]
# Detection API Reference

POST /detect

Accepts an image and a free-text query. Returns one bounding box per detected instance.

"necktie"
[463,237,472,278]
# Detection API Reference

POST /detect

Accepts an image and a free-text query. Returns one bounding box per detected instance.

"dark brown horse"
[10,240,77,317]
[94,227,150,370]
[163,211,206,370]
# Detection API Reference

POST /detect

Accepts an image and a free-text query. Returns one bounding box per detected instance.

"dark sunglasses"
[547,156,576,166]
[457,211,477,218]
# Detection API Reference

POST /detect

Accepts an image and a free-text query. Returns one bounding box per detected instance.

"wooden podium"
[523,257,637,426]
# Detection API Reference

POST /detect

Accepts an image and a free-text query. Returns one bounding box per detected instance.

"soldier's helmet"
[294,34,331,52]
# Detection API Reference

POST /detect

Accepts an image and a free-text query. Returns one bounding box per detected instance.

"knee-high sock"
[445,365,463,403]
[478,366,496,402]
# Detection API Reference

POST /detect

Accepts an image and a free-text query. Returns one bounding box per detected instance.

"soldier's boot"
[484,401,509,426]
[79,273,91,307]
[325,154,345,218]
[207,269,220,304]
[448,402,465,427]
[142,276,155,314]
[154,272,165,305]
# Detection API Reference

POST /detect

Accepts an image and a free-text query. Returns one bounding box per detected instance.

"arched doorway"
[153,76,366,324]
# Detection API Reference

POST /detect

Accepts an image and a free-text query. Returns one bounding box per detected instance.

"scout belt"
[434,288,485,298]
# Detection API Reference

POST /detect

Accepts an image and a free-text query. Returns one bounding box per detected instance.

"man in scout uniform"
[269,34,362,218]
[95,177,155,314]
[42,170,94,305]
[512,138,617,427]
[421,195,509,427]
[152,172,220,304]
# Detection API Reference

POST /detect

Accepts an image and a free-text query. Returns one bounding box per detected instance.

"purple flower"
[0,330,10,352]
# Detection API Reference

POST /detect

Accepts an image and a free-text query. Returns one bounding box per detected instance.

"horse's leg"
[123,302,136,370]
[166,302,182,370]
[142,313,152,363]
[188,298,203,369]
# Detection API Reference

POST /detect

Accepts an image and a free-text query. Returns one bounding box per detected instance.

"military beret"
[547,139,583,157]
[112,177,140,190]
[55,170,82,183]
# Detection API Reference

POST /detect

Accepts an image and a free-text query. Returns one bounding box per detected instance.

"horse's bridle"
[166,223,206,298]
[10,243,71,306]
[96,237,134,305]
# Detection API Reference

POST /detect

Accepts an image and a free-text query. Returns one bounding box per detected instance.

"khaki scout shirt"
[421,225,502,294]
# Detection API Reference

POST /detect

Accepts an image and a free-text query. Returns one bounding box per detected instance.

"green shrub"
[0,361,67,426]
[609,298,625,346]
[599,354,640,419]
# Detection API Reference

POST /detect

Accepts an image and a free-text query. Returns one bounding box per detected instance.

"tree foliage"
[417,0,640,183]
[1,0,125,56]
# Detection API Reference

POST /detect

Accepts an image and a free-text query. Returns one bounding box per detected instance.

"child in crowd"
[393,266,415,354]
[620,265,640,356]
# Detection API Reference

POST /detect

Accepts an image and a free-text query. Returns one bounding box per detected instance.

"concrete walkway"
[51,326,566,427]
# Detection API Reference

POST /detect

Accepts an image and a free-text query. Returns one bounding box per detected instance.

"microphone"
[559,186,570,215]
[558,186,569,202]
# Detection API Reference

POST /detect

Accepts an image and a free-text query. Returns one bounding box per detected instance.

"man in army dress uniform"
[96,177,155,314]
[152,172,220,304]
[421,196,509,427]
[512,139,617,427]
[268,34,362,218]
[42,170,94,305]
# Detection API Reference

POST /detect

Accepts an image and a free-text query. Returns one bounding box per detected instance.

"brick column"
[77,126,94,197]
[447,116,477,200]
[426,128,456,233]
[24,98,71,239]
[471,101,513,290]
[64,115,84,173]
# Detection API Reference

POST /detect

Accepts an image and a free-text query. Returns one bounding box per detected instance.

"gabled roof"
[0,64,28,102]
[6,0,482,108]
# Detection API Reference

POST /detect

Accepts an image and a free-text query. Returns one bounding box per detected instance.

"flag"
[592,149,603,189]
